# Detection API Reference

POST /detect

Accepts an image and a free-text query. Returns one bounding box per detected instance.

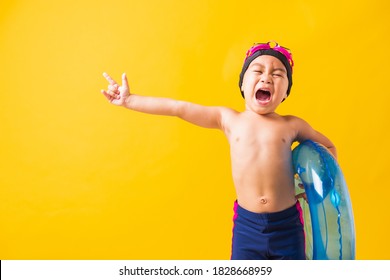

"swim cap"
[238,43,293,99]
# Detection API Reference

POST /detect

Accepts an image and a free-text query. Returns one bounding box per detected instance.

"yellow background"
[1,0,389,260]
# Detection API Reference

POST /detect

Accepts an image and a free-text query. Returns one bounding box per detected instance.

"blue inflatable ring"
[293,140,355,260]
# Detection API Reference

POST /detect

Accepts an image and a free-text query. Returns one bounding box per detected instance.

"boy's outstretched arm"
[101,72,234,130]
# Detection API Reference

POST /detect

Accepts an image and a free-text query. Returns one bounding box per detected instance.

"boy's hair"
[238,42,294,99]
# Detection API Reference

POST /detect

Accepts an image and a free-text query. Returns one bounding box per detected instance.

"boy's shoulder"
[281,114,306,123]
[281,114,313,135]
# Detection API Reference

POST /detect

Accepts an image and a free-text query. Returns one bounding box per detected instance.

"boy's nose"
[261,74,272,84]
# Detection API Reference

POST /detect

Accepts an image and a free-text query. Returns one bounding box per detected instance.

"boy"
[101,41,336,260]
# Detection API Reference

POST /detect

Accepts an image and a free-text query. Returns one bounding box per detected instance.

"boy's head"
[239,41,294,99]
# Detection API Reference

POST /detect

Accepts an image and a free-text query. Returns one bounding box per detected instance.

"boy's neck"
[244,108,279,117]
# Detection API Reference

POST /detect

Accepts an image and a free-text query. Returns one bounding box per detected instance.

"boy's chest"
[228,118,294,146]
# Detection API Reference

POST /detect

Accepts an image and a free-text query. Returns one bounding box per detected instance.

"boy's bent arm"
[290,116,338,159]
[311,130,337,159]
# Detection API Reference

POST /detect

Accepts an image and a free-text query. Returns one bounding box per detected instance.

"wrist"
[123,94,134,109]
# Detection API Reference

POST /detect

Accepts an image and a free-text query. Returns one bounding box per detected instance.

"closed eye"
[272,72,285,77]
[273,67,286,77]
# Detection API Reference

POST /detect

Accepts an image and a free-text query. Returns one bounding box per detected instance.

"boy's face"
[241,55,289,115]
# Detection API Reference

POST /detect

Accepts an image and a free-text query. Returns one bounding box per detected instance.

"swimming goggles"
[245,41,294,69]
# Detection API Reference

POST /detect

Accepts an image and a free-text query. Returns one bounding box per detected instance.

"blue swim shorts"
[231,201,305,260]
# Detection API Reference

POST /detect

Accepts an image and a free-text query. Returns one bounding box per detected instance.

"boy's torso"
[225,111,298,213]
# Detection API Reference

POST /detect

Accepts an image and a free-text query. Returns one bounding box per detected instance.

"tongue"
[257,90,270,101]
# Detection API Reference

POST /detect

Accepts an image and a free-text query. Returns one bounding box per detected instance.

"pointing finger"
[103,72,117,85]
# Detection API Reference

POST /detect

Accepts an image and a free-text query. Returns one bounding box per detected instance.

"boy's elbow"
[328,145,337,159]
[174,100,188,118]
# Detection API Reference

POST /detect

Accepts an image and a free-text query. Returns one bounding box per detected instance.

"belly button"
[260,198,268,204]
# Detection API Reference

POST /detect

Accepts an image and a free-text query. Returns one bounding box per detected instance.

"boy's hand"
[295,189,308,203]
[101,72,130,106]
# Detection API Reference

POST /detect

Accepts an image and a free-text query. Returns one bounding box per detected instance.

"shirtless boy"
[101,41,336,260]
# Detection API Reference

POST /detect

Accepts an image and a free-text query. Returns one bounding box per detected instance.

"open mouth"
[256,89,271,103]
